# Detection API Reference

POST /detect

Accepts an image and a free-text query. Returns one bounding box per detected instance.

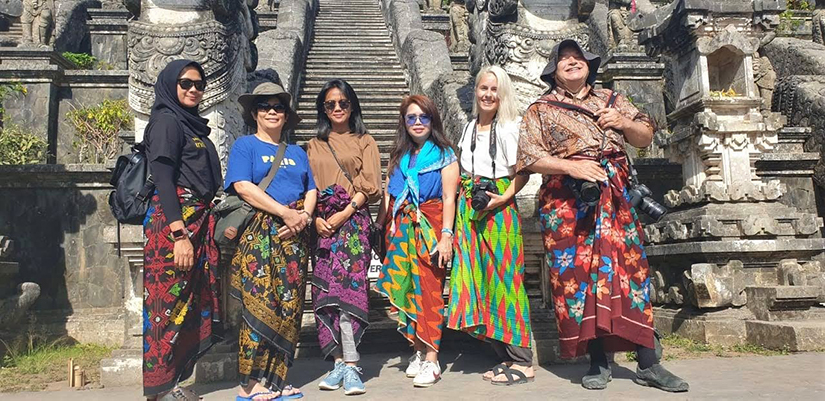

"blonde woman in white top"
[446,65,534,385]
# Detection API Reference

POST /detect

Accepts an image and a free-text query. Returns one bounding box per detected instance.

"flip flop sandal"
[235,391,280,401]
[483,363,508,381]
[159,387,200,401]
[280,385,304,400]
[490,366,535,386]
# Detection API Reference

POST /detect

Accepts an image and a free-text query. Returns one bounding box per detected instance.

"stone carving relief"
[20,0,53,48]
[422,0,443,13]
[449,0,470,52]
[814,1,825,44]
[753,53,776,112]
[128,0,258,168]
[607,0,639,51]
[470,0,591,111]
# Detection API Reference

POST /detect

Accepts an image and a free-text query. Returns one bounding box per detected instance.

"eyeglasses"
[177,79,206,92]
[256,102,286,113]
[323,100,351,112]
[405,114,432,126]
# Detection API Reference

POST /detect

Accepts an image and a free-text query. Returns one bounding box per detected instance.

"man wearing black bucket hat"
[515,39,689,392]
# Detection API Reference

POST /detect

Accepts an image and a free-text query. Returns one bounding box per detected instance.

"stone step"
[309,44,395,51]
[297,108,399,118]
[304,62,401,69]
[301,81,408,91]
[305,56,401,63]
[305,69,404,77]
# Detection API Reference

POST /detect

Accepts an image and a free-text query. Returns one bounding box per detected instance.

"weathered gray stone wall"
[54,0,102,53]
[400,29,453,95]
[763,37,825,78]
[0,165,126,346]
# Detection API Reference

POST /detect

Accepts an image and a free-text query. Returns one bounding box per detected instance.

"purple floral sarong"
[311,184,371,358]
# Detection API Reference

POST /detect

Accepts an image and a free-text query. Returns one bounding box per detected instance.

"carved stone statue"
[754,53,776,112]
[607,0,636,50]
[449,0,470,52]
[814,1,825,44]
[20,0,54,48]
[422,0,442,13]
[128,0,258,168]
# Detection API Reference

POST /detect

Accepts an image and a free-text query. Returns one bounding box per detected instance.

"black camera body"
[627,183,667,222]
[568,179,601,208]
[471,180,498,211]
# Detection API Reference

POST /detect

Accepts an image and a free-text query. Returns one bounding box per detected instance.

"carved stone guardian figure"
[607,0,636,50]
[753,53,776,112]
[449,0,470,51]
[422,0,442,13]
[814,1,825,44]
[20,0,54,48]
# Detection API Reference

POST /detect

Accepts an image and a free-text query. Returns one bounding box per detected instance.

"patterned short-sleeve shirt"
[516,87,655,173]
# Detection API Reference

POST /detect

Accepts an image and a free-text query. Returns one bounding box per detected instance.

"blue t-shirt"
[224,135,316,205]
[387,154,445,203]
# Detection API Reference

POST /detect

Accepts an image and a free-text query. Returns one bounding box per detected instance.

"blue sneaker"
[318,360,346,391]
[343,365,366,395]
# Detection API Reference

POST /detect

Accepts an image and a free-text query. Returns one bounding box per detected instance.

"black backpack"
[108,142,155,225]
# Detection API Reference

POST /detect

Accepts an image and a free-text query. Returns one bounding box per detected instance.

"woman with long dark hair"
[375,95,459,388]
[142,59,222,401]
[225,81,316,400]
[306,79,381,396]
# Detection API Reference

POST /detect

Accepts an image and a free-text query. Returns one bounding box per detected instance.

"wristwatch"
[351,200,359,210]
[298,210,312,223]
[171,228,189,241]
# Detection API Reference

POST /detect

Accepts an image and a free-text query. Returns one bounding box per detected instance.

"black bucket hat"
[540,39,601,90]
[238,81,301,131]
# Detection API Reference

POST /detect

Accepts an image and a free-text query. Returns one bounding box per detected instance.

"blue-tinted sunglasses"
[405,114,432,126]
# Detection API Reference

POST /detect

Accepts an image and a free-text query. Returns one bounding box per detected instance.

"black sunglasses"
[256,102,287,113]
[405,114,432,126]
[323,99,351,112]
[178,79,206,91]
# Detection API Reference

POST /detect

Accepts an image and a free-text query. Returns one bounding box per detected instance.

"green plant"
[61,52,98,70]
[0,82,26,123]
[0,123,48,165]
[786,0,814,10]
[66,99,132,163]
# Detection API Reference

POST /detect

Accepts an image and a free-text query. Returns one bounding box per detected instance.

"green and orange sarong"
[447,175,532,348]
[376,198,446,351]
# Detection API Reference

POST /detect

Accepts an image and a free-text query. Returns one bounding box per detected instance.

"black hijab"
[149,59,212,138]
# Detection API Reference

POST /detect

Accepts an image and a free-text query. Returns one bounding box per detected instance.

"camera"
[628,183,667,222]
[567,179,601,208]
[471,180,498,211]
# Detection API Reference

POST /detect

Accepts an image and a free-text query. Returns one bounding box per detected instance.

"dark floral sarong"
[311,184,371,358]
[230,199,309,391]
[540,154,655,359]
[143,187,221,396]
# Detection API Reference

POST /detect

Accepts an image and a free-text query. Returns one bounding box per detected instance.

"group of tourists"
[140,39,690,401]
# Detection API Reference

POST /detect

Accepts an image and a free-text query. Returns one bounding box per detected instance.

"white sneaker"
[405,351,424,378]
[413,360,441,387]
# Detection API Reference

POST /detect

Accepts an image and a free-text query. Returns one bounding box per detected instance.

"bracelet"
[441,228,454,237]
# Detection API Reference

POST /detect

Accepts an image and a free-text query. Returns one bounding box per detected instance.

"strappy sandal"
[235,390,279,401]
[482,363,508,381]
[490,366,535,386]
[158,387,200,401]
[280,385,303,399]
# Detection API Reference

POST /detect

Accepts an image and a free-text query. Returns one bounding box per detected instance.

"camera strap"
[469,114,497,178]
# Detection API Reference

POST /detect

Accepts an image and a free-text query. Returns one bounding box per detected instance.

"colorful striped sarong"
[376,198,446,351]
[540,154,655,359]
[446,175,532,348]
[231,199,308,391]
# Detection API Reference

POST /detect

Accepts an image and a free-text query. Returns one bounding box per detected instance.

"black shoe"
[634,363,689,392]
[581,365,612,390]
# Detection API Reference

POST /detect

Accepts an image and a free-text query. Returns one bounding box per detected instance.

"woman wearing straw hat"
[225,81,317,400]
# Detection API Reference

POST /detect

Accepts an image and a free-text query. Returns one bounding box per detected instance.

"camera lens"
[579,182,600,206]
[639,197,667,222]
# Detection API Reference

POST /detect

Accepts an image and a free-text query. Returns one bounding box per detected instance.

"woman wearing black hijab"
[142,59,222,401]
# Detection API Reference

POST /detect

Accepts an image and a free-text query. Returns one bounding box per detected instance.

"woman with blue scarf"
[375,95,459,388]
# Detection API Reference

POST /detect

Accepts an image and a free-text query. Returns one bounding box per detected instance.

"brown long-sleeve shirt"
[306,132,383,204]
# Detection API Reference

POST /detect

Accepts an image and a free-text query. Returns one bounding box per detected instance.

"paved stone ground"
[2,351,823,400]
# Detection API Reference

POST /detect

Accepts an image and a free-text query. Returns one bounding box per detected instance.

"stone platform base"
[653,305,825,350]
[31,307,126,347]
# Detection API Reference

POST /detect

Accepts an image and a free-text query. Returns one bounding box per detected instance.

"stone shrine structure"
[127,0,259,167]
[0,236,40,329]
[637,0,825,349]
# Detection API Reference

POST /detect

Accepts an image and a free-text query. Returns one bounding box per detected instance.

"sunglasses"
[323,100,351,112]
[177,79,206,91]
[256,102,286,113]
[405,114,432,126]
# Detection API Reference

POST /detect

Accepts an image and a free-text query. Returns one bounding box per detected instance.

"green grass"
[0,337,114,392]
[660,334,789,360]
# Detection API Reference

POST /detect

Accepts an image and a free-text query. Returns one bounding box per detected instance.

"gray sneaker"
[581,365,612,390]
[343,365,366,395]
[634,363,689,392]
[318,360,346,391]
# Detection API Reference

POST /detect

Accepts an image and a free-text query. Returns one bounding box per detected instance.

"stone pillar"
[637,0,825,349]
[88,8,131,69]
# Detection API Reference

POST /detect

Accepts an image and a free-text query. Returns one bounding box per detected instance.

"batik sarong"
[230,199,308,391]
[540,154,655,359]
[311,185,371,358]
[447,175,532,348]
[376,198,446,351]
[143,187,220,396]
